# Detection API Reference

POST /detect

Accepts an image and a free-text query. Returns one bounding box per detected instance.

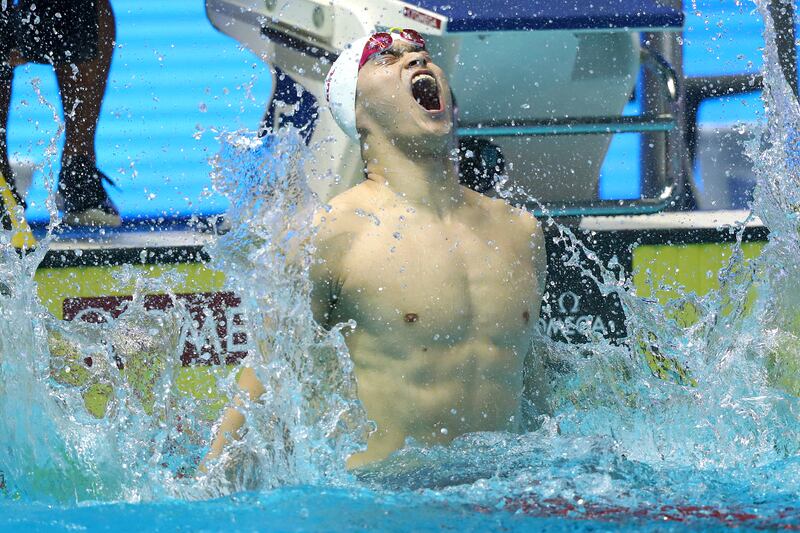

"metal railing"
[457,46,682,218]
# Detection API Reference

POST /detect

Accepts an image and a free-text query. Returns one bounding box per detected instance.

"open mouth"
[411,72,442,112]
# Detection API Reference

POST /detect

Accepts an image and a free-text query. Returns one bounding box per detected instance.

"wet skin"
[205,41,547,470]
[312,181,546,467]
[312,42,547,467]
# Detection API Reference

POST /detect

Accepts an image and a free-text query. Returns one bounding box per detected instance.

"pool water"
[3,440,799,531]
[2,484,796,532]
[1,1,800,531]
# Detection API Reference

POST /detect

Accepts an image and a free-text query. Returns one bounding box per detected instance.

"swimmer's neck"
[362,138,462,215]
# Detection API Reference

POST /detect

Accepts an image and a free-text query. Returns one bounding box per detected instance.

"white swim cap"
[324,36,370,140]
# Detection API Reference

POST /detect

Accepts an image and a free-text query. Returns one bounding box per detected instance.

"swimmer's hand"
[199,367,266,473]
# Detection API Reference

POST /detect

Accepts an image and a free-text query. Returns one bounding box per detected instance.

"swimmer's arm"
[203,295,328,471]
[202,211,346,471]
[200,367,266,471]
[523,337,553,420]
[523,214,552,420]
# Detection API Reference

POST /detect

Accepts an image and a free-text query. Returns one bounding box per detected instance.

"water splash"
[193,129,369,495]
[0,128,369,503]
[0,239,194,501]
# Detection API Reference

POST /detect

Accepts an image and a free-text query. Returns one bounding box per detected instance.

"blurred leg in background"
[2,0,120,227]
[55,0,120,227]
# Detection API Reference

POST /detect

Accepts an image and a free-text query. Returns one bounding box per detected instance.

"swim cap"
[324,36,370,140]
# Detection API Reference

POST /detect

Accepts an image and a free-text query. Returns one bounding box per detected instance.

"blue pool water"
[3,438,800,531]
[0,488,703,532]
[1,483,795,532]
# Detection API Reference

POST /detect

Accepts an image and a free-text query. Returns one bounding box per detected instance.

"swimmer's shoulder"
[463,187,547,288]
[312,183,377,264]
[313,183,375,236]
[461,186,543,239]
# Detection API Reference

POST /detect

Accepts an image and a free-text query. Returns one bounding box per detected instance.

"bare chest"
[332,219,538,349]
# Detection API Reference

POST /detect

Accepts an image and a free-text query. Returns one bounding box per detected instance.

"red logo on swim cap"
[325,64,337,103]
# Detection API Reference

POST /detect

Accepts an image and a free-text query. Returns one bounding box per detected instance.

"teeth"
[411,73,441,111]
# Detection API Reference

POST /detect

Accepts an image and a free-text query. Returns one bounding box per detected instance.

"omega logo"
[540,290,612,341]
[557,291,581,314]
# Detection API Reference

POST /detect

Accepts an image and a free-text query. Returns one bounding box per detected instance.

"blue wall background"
[9,0,271,224]
[5,0,773,222]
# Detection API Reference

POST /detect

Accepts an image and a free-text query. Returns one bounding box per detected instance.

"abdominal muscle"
[344,329,525,469]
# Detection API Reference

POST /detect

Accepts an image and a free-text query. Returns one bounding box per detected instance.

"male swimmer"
[206,29,548,469]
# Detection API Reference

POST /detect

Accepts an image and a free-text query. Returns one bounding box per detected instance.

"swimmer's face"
[355,41,454,146]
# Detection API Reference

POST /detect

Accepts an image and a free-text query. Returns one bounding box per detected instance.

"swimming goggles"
[358,28,426,71]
